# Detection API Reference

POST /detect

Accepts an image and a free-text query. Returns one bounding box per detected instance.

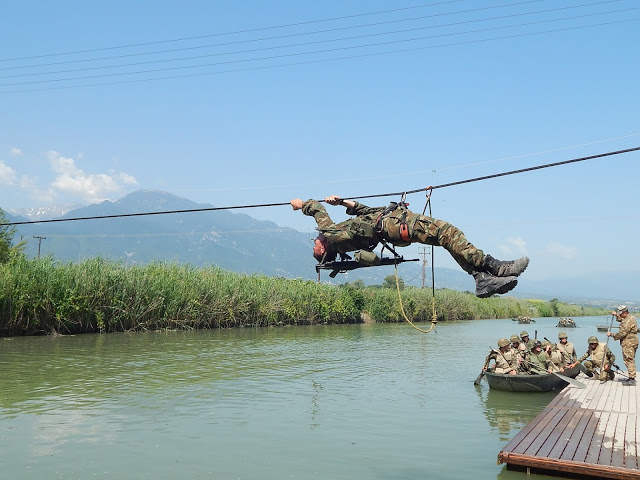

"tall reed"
[0,256,606,336]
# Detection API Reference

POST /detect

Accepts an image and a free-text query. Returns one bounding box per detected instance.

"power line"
[0,0,467,63]
[5,146,638,226]
[2,16,636,93]
[1,8,634,87]
[0,1,625,80]
[0,0,584,73]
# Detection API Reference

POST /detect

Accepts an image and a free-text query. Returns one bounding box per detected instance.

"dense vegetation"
[0,256,607,336]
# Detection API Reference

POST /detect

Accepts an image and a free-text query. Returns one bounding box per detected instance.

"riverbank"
[0,256,607,336]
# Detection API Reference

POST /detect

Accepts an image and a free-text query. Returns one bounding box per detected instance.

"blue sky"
[1,1,639,282]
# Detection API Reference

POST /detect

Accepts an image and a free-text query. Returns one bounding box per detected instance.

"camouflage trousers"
[583,360,615,381]
[410,215,485,274]
[621,342,638,379]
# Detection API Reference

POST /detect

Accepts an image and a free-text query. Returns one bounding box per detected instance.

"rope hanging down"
[5,146,639,226]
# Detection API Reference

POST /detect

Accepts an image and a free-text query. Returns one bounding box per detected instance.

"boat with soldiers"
[556,317,577,328]
[512,316,535,324]
[484,365,581,392]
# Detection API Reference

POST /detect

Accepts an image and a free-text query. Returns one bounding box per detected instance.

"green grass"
[0,256,608,336]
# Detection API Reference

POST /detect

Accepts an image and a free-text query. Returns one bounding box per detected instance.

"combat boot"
[472,271,518,298]
[482,255,530,277]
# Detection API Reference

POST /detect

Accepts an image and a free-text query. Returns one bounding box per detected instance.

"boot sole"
[476,278,518,298]
[499,257,530,277]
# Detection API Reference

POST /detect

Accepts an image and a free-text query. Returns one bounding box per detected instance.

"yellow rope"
[394,187,438,333]
[394,263,436,334]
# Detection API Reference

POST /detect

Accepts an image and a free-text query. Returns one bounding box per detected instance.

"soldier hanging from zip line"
[290,195,529,298]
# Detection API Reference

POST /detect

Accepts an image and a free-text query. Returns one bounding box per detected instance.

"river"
[0,315,616,479]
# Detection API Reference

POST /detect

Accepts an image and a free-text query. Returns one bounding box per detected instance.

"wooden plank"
[625,414,638,470]
[560,409,595,462]
[612,412,627,468]
[585,411,610,465]
[501,409,550,454]
[613,382,624,412]
[598,412,619,466]
[518,408,570,456]
[500,452,640,479]
[503,404,559,455]
[537,407,578,458]
[572,410,600,463]
[596,381,616,411]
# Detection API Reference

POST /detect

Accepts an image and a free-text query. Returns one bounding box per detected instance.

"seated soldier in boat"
[543,340,563,372]
[557,331,577,366]
[569,336,616,382]
[509,334,525,369]
[527,340,556,374]
[483,338,518,375]
[519,331,535,353]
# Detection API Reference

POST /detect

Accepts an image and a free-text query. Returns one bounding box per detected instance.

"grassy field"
[0,256,607,336]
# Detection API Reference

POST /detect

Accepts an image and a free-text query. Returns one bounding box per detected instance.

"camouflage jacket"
[301,199,415,256]
[484,348,517,374]
[556,341,577,365]
[528,350,553,373]
[612,314,638,347]
[577,343,615,366]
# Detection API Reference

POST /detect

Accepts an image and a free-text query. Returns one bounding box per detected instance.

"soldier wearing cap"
[607,305,638,384]
[528,340,555,373]
[483,338,518,374]
[570,336,616,382]
[557,331,577,366]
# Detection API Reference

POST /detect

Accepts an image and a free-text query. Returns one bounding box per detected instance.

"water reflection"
[475,385,556,442]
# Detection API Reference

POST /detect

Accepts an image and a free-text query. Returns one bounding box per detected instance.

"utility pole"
[418,247,429,289]
[33,235,46,259]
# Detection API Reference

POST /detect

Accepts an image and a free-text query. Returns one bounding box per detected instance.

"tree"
[0,208,25,263]
[549,298,560,317]
[382,274,404,290]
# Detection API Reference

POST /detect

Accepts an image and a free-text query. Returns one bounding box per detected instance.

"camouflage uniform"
[547,346,564,372]
[510,335,524,369]
[612,313,638,380]
[484,349,517,374]
[577,343,616,381]
[528,349,554,373]
[301,200,485,273]
[518,331,535,353]
[557,341,577,366]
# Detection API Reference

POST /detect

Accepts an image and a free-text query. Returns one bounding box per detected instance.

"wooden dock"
[498,376,638,479]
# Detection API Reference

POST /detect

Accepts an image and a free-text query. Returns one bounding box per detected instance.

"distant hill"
[10,190,315,279]
[2,190,637,305]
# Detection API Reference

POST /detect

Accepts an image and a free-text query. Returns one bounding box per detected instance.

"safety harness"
[375,193,411,243]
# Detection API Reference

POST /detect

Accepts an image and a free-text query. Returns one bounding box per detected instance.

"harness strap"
[398,193,411,242]
[375,198,411,242]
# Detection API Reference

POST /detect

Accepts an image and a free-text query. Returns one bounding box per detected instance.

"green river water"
[0,315,616,479]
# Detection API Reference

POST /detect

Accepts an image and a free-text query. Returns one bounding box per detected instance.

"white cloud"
[9,147,23,157]
[497,236,528,258]
[47,150,138,203]
[0,161,17,185]
[541,241,578,260]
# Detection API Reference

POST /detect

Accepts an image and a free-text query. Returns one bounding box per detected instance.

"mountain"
[11,190,314,278]
[7,203,83,221]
